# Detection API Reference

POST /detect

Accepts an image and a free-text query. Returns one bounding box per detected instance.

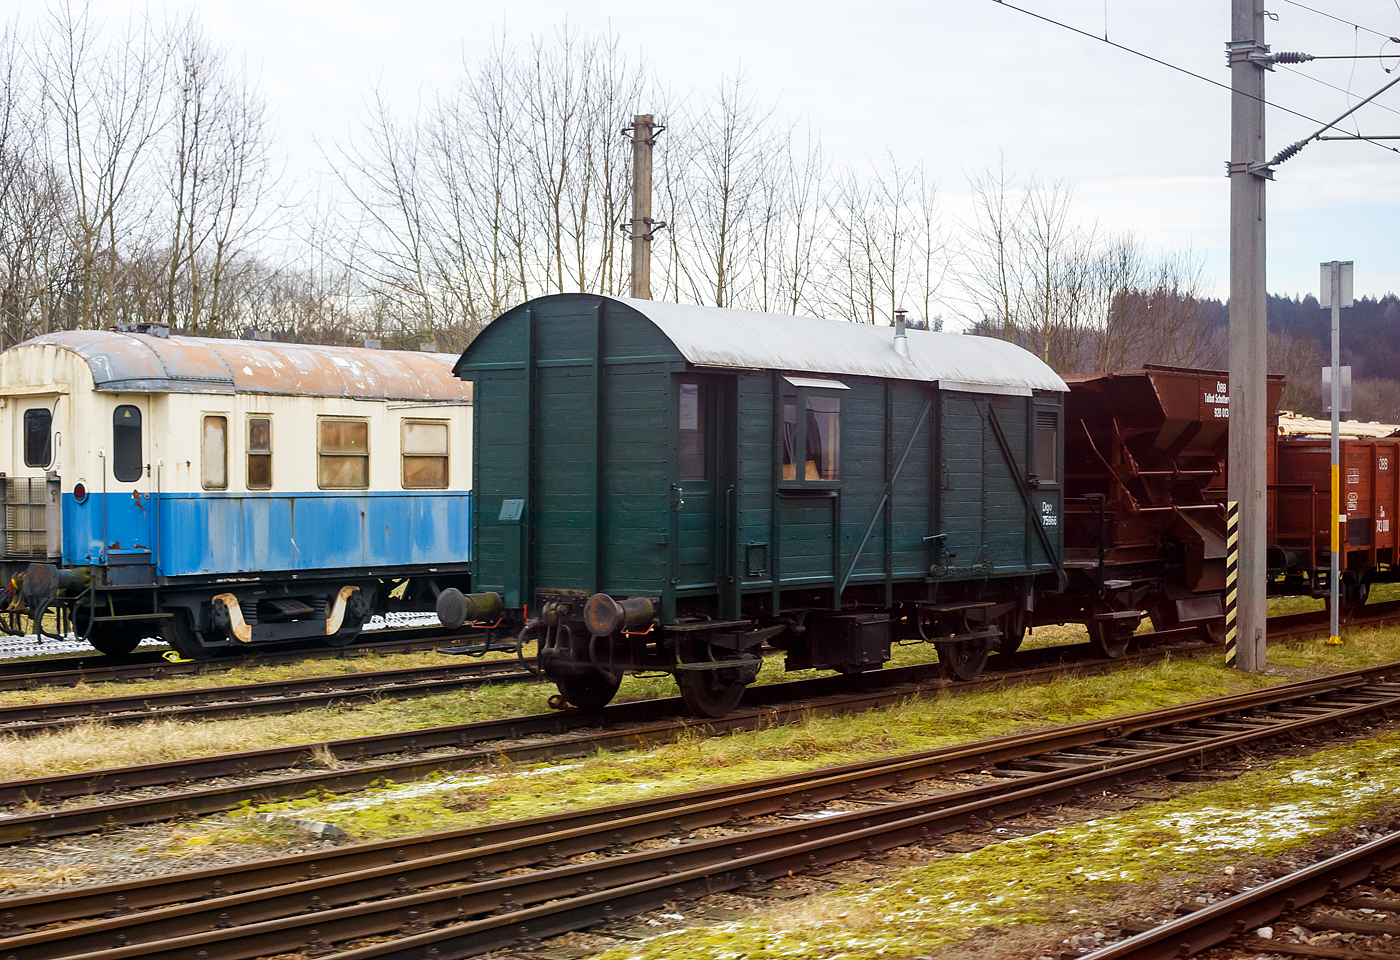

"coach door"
[673,377,738,612]
[675,379,717,593]
[104,399,155,571]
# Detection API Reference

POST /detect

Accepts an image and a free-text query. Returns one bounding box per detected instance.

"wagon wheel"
[1338,577,1370,624]
[997,608,1027,655]
[324,589,372,647]
[1197,617,1227,645]
[72,603,143,657]
[935,639,990,681]
[86,627,143,657]
[554,670,621,712]
[678,668,748,718]
[1086,616,1138,659]
[1147,594,1225,646]
[161,609,218,660]
[676,640,758,718]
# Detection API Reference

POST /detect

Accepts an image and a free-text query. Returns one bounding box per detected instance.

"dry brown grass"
[0,683,532,781]
[0,648,512,707]
[0,863,96,890]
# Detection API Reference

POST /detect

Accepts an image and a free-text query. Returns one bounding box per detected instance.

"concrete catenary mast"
[1227,0,1271,671]
[625,114,665,300]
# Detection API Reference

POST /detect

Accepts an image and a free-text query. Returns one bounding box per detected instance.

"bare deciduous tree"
[40,1,169,328]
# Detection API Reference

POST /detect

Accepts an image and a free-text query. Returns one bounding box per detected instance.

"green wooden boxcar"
[445,294,1069,715]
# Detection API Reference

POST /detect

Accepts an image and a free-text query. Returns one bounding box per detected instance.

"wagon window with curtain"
[781,382,843,484]
[805,396,840,481]
[247,417,272,489]
[23,409,51,468]
[202,416,228,490]
[401,419,449,489]
[318,418,369,489]
[112,405,142,482]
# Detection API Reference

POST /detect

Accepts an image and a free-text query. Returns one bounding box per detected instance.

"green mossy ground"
[595,730,1400,960]
[229,648,1296,844]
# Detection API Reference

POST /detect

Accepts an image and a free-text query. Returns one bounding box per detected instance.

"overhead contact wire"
[990,0,1400,159]
[1274,0,1400,43]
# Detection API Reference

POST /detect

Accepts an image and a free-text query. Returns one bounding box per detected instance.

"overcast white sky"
[55,0,1400,302]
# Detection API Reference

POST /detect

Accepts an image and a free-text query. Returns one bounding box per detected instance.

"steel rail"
[1081,830,1400,959]
[0,628,484,691]
[1267,598,1400,641]
[2,593,1391,693]
[17,671,1400,960]
[0,597,1375,845]
[2,663,1396,937]
[0,658,537,733]
[0,647,1169,844]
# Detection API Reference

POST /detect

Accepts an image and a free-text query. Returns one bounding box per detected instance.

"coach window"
[112,405,142,482]
[401,419,449,489]
[679,383,706,480]
[318,418,369,489]
[806,396,840,481]
[780,377,846,485]
[247,417,272,489]
[202,416,228,490]
[1033,409,1059,486]
[23,409,52,468]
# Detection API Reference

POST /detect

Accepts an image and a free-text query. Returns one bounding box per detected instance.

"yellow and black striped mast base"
[1225,500,1239,668]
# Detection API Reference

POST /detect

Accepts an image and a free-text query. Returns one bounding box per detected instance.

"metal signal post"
[1321,260,1354,646]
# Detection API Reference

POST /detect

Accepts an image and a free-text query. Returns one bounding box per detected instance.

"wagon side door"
[675,376,720,594]
[936,391,984,575]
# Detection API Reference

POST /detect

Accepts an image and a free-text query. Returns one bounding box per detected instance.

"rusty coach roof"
[17,330,471,402]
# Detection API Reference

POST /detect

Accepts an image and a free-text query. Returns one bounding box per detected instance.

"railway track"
[1269,597,1400,641]
[0,642,1177,844]
[4,598,1390,730]
[0,656,538,734]
[0,601,1382,846]
[3,659,1397,960]
[0,625,490,691]
[1086,828,1400,959]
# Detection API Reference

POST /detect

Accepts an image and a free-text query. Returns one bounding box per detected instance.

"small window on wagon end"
[247,417,272,489]
[23,409,52,468]
[1034,410,1059,486]
[318,418,369,489]
[202,415,228,490]
[112,405,142,483]
[401,419,449,489]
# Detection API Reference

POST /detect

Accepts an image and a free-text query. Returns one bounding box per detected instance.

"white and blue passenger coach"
[0,328,472,657]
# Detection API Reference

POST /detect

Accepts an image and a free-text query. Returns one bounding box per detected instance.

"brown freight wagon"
[1045,365,1284,646]
[1272,435,1400,608]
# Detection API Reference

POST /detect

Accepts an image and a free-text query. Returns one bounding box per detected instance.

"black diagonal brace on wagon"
[984,401,1066,590]
[836,395,933,597]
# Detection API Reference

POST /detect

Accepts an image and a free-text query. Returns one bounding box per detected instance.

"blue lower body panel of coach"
[62,491,472,577]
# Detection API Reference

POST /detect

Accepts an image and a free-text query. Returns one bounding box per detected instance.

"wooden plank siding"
[458,293,1062,620]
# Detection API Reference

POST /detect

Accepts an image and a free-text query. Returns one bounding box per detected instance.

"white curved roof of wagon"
[615,299,1067,395]
[20,331,471,401]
